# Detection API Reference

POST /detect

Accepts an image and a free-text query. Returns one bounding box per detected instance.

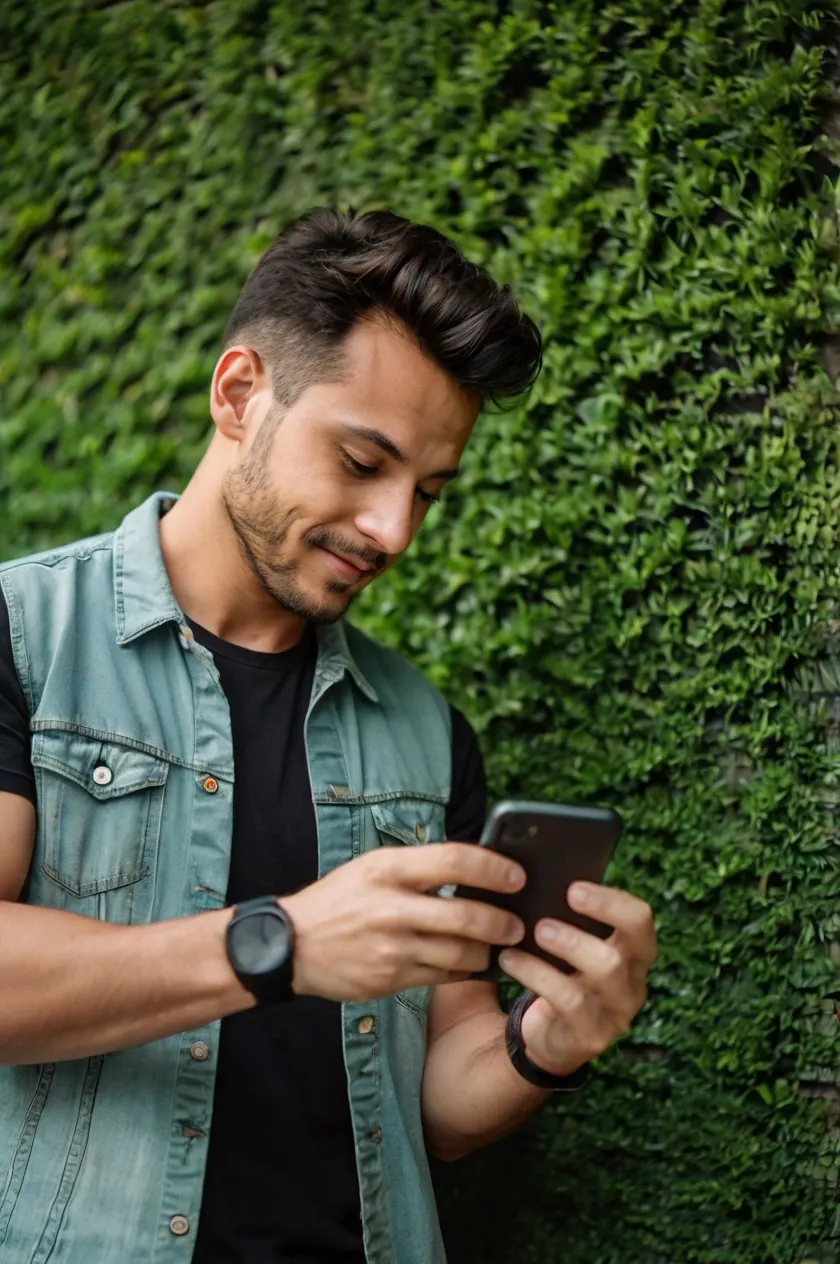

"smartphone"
[457,799,623,980]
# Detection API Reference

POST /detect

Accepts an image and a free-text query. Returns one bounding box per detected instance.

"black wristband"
[505,991,589,1092]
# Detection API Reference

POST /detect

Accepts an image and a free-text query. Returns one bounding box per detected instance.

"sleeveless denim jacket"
[0,493,452,1264]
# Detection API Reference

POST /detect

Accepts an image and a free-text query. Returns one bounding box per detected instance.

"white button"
[189,1041,210,1061]
[169,1214,190,1236]
[92,766,112,786]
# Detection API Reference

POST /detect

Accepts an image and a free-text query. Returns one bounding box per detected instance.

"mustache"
[303,526,388,573]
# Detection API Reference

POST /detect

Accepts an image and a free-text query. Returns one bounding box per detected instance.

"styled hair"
[223,207,542,407]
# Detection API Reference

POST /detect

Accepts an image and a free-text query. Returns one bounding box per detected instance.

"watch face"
[229,909,292,976]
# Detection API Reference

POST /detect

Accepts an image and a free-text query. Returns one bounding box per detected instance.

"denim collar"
[113,492,378,703]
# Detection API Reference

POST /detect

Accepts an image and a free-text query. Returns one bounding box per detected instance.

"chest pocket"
[31,731,169,909]
[370,798,444,850]
[370,796,447,1023]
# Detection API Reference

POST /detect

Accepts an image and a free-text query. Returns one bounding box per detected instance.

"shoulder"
[343,622,451,728]
[0,532,115,582]
[0,533,117,670]
[343,621,441,694]
[0,532,115,599]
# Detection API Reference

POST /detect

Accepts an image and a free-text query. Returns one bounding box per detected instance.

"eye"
[339,448,377,477]
[416,489,441,506]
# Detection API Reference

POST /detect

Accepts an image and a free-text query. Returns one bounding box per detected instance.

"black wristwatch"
[505,991,589,1091]
[226,896,296,1004]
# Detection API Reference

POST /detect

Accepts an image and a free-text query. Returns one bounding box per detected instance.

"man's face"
[221,318,480,624]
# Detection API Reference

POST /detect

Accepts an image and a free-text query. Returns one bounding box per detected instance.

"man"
[0,208,656,1263]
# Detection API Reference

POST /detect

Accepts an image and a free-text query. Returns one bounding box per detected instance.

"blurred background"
[2,2,840,1260]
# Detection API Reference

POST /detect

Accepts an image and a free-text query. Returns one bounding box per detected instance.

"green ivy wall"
[2,2,840,1260]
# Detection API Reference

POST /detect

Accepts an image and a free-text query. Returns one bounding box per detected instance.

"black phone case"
[457,801,623,981]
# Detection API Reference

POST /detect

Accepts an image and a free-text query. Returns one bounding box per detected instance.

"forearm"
[421,1008,550,1162]
[0,900,254,1064]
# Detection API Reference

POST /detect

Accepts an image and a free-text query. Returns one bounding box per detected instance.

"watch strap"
[226,895,295,1004]
[505,991,589,1091]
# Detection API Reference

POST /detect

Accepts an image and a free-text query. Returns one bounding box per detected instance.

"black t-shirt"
[0,597,486,1264]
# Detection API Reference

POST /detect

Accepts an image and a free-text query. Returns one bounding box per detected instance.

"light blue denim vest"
[0,493,452,1264]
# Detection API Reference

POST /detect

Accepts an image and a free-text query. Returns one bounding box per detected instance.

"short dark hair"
[223,207,542,407]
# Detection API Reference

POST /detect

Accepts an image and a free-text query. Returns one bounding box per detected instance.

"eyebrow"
[340,424,460,481]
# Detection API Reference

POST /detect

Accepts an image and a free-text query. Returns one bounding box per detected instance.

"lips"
[322,549,374,579]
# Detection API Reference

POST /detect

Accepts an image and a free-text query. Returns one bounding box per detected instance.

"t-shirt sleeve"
[0,590,35,803]
[445,704,487,843]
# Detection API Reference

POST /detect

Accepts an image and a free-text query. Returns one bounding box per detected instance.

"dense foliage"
[2,2,840,1260]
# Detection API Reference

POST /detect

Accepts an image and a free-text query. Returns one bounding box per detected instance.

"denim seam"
[312,790,447,806]
[0,1064,55,1245]
[394,993,428,1023]
[30,722,233,778]
[31,1057,104,1264]
[0,577,35,716]
[31,754,168,798]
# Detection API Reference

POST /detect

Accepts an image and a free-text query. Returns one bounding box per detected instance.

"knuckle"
[504,915,524,944]
[371,847,398,881]
[489,851,515,881]
[442,840,467,867]
[374,935,400,974]
[459,905,484,940]
[566,985,587,1016]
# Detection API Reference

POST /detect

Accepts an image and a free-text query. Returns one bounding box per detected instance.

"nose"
[353,486,416,559]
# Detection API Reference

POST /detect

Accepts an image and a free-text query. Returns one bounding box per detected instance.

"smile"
[321,549,374,580]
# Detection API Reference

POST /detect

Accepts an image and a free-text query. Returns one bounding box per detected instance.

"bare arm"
[0,790,254,1065]
[0,808,525,1066]
[421,981,548,1162]
[422,884,657,1162]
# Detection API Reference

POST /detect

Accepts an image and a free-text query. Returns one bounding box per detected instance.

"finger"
[379,841,526,897]
[397,966,475,990]
[568,884,657,966]
[533,918,626,983]
[412,933,491,975]
[412,891,524,946]
[498,948,589,1017]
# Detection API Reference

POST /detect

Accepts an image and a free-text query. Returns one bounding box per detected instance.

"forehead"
[291,317,480,458]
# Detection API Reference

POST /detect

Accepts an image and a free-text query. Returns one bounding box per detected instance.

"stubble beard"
[221,422,355,626]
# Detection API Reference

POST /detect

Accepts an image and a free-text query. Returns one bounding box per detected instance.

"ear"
[210,345,272,441]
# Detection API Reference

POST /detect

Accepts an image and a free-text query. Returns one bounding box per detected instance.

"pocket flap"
[370,799,441,847]
[31,731,169,801]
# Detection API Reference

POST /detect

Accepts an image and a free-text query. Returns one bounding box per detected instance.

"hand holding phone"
[457,800,622,980]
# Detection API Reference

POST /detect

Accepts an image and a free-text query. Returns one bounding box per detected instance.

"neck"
[158,448,308,655]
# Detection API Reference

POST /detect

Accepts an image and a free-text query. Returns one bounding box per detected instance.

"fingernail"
[498,950,514,972]
[507,865,526,889]
[539,920,561,943]
[569,882,588,907]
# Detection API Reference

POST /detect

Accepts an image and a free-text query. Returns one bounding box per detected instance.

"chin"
[278,582,354,626]
[307,596,354,626]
